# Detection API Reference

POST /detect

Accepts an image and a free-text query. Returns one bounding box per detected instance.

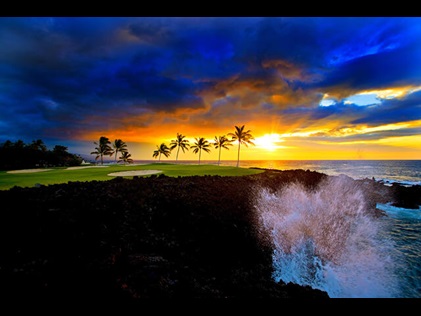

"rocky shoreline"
[0,168,419,302]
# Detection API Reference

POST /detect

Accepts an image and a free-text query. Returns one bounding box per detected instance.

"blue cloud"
[1,16,421,149]
[352,90,421,125]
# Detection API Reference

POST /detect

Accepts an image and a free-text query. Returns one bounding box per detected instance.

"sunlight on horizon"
[254,134,286,151]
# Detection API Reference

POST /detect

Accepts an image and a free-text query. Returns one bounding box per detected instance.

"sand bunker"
[108,170,162,177]
[66,165,109,170]
[7,169,53,174]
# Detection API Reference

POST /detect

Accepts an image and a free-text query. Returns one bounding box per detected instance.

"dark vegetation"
[0,168,417,303]
[0,139,83,170]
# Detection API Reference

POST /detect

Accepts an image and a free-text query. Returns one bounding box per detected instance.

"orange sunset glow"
[0,17,420,162]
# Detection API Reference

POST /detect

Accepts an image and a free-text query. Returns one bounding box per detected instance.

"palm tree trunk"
[176,146,180,161]
[159,152,161,162]
[199,149,201,165]
[236,142,241,167]
[115,151,117,163]
[101,154,104,165]
[218,147,221,166]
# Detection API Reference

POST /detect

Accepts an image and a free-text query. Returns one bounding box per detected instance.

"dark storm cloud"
[305,126,421,144]
[0,17,209,140]
[1,17,421,146]
[351,89,421,125]
[278,88,421,134]
[280,101,364,126]
[315,42,421,98]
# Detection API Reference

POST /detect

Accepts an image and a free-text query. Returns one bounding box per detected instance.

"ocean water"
[244,160,420,298]
[137,159,421,186]
[136,159,421,297]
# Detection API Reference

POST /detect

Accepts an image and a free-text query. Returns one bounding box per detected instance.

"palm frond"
[153,143,171,159]
[170,133,190,158]
[230,125,255,167]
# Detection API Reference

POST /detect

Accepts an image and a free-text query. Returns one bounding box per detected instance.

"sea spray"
[255,175,401,298]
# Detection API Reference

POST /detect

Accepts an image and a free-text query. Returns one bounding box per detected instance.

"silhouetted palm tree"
[118,151,133,165]
[112,139,128,163]
[191,137,211,165]
[228,125,255,167]
[213,135,233,166]
[91,136,113,165]
[153,143,171,162]
[169,133,190,161]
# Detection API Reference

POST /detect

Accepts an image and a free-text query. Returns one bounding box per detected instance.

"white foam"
[376,179,421,187]
[255,176,400,298]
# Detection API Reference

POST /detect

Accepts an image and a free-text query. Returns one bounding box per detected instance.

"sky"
[1,16,421,161]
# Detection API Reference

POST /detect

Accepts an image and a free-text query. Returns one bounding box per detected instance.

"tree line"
[0,139,83,170]
[91,125,255,167]
[152,125,255,167]
[0,124,255,170]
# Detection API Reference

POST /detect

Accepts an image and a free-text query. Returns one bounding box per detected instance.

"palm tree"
[112,139,128,163]
[213,135,233,166]
[152,143,171,162]
[91,136,113,165]
[191,137,211,165]
[118,151,133,165]
[169,133,190,161]
[228,125,255,167]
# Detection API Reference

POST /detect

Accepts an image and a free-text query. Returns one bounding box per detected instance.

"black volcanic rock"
[390,183,421,209]
[5,168,408,301]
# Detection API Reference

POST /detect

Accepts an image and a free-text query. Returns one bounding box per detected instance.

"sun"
[255,133,285,151]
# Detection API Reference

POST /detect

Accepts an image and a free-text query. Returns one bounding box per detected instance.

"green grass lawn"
[0,163,265,190]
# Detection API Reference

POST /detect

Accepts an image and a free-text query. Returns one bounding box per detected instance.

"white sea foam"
[255,175,401,298]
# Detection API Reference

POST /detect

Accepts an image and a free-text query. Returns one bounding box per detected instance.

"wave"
[254,175,401,298]
[375,179,421,188]
[376,203,421,220]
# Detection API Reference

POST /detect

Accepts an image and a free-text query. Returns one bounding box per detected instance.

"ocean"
[135,159,421,186]
[142,159,421,186]
[136,159,421,298]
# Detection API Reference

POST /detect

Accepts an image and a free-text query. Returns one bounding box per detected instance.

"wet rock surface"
[0,169,416,302]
